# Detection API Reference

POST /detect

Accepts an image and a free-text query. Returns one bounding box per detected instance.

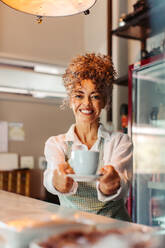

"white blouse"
[44,124,133,202]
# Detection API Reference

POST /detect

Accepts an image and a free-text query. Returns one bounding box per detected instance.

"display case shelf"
[112,3,165,41]
[148,181,165,191]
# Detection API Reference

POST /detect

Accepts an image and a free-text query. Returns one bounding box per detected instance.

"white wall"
[84,0,108,54]
[112,0,129,131]
[0,92,75,168]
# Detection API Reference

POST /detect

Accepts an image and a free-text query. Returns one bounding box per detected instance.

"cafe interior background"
[0,0,165,228]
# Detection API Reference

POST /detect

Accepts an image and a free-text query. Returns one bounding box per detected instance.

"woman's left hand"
[99,165,121,196]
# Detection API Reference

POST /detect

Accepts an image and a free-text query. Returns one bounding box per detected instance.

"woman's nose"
[83,96,91,106]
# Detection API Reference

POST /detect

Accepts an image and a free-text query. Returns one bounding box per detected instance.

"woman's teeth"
[80,110,93,114]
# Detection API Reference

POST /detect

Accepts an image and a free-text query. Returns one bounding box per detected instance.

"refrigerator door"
[131,58,165,227]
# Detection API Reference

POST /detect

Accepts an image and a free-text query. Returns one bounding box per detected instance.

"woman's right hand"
[53,163,75,193]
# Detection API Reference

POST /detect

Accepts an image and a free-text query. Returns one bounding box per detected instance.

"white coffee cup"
[69,150,99,175]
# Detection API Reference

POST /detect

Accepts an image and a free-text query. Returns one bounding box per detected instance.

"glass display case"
[128,54,165,228]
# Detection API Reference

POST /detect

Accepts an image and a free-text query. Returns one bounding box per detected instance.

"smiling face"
[70,79,105,125]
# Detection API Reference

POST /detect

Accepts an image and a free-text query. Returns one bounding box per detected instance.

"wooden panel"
[0,169,30,196]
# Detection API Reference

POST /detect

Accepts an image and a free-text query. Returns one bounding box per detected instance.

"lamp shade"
[0,0,97,17]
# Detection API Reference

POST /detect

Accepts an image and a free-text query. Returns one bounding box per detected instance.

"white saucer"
[68,174,101,182]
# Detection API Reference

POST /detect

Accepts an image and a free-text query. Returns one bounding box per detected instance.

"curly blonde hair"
[62,53,116,108]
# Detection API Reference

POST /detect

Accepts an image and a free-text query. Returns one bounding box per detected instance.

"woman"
[44,53,133,221]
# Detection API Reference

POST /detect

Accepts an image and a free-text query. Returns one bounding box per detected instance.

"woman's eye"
[75,94,83,99]
[92,95,101,100]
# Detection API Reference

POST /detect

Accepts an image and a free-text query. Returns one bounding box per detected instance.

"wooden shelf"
[112,3,165,41]
[114,75,128,86]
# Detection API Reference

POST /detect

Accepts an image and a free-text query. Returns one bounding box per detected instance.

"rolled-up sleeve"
[97,133,133,202]
[43,136,78,196]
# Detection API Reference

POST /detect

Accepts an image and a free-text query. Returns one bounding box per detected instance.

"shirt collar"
[65,124,81,144]
[98,123,111,141]
[65,123,111,143]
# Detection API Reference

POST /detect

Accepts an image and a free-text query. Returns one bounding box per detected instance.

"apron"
[58,138,131,222]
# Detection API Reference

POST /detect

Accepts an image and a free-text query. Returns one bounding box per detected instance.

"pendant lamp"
[0,0,97,17]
